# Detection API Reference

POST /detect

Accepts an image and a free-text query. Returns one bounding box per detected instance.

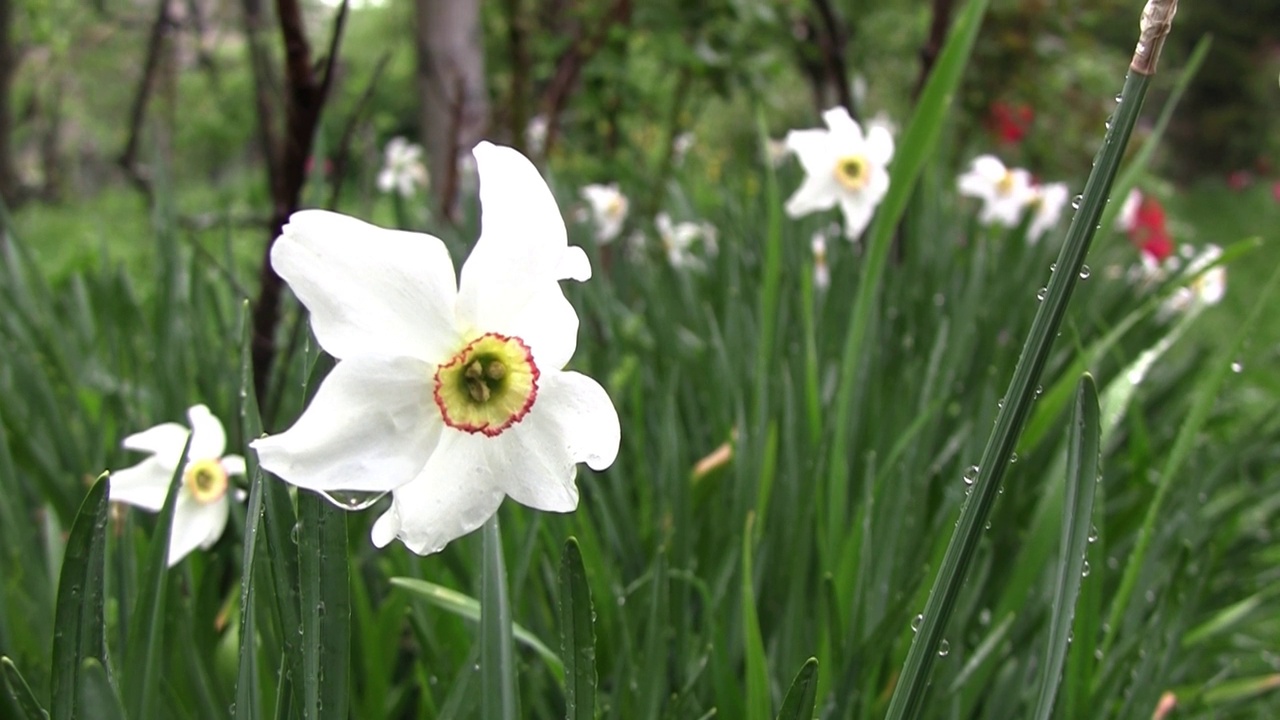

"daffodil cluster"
[957,155,1070,243]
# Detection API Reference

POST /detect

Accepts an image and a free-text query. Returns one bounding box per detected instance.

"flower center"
[996,171,1015,196]
[433,333,540,437]
[605,196,627,221]
[184,459,228,504]
[833,155,870,191]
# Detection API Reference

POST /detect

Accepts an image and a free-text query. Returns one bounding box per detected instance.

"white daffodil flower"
[579,183,629,244]
[784,106,894,241]
[376,136,430,198]
[1161,244,1226,317]
[1026,182,1071,243]
[525,115,548,155]
[110,405,245,567]
[811,233,830,291]
[655,213,716,269]
[957,155,1038,228]
[252,142,620,556]
[1115,188,1142,232]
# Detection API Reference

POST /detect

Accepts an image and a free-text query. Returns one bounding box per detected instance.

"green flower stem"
[481,514,519,720]
[882,7,1169,714]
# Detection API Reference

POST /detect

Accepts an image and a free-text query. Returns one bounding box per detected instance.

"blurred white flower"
[579,183,629,244]
[655,213,716,269]
[764,137,791,168]
[253,142,620,556]
[784,106,894,241]
[1160,244,1226,317]
[110,405,245,567]
[1115,188,1142,232]
[957,155,1037,228]
[673,132,695,163]
[811,233,830,291]
[376,136,430,198]
[526,115,548,155]
[1026,182,1071,243]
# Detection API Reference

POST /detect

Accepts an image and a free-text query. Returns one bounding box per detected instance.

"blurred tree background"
[0,0,1275,248]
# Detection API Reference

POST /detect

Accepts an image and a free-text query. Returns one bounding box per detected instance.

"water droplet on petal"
[317,489,389,512]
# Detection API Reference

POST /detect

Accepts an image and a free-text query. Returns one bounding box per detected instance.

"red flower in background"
[1128,195,1173,262]
[988,101,1034,145]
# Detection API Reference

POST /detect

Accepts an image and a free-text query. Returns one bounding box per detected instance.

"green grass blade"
[559,538,596,720]
[775,658,818,720]
[742,513,769,720]
[1031,374,1101,720]
[389,577,564,682]
[1098,259,1280,669]
[884,23,1159,719]
[123,434,192,720]
[235,301,264,720]
[480,516,519,720]
[49,474,109,720]
[296,491,351,720]
[2,657,50,720]
[76,659,125,720]
[825,0,990,555]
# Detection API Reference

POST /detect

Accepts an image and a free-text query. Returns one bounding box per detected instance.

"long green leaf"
[2,657,49,720]
[235,301,265,720]
[296,491,351,720]
[123,435,192,719]
[884,9,1162,716]
[775,658,819,720]
[481,515,519,720]
[559,538,596,720]
[1032,374,1101,720]
[49,474,109,720]
[76,659,125,720]
[742,513,769,720]
[825,0,991,558]
[388,578,564,681]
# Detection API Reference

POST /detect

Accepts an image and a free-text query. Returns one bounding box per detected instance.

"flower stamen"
[434,333,539,437]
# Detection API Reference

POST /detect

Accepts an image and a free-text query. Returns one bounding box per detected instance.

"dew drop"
[317,489,389,512]
[1114,93,1123,103]
[290,523,301,545]
[1049,262,1057,273]
[1104,116,1113,130]
[1034,384,1043,397]
[938,639,950,657]
[984,520,991,530]
[1009,452,1018,464]
[997,397,1005,409]
[1036,287,1048,302]
[1088,525,1099,543]
[912,613,924,632]
[963,465,979,485]
[1079,265,1091,280]
[1081,560,1091,577]
[1230,361,1243,373]
[1071,194,1083,209]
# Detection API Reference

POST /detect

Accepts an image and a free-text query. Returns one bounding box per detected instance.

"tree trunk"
[0,0,18,207]
[414,0,488,220]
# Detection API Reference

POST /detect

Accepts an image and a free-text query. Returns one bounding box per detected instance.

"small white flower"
[673,132,695,163]
[784,106,894,241]
[579,183,629,244]
[811,233,830,291]
[957,155,1037,228]
[376,137,430,198]
[1115,188,1142,232]
[655,213,716,269]
[1161,244,1226,316]
[764,137,791,168]
[110,405,245,567]
[253,142,620,556]
[526,115,549,155]
[1026,182,1070,243]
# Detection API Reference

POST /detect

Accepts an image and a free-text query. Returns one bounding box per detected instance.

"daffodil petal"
[494,282,578,371]
[221,455,247,477]
[121,422,189,466]
[370,447,506,555]
[839,195,877,240]
[821,106,864,146]
[187,404,226,461]
[785,176,840,217]
[167,492,229,567]
[784,129,834,177]
[272,210,460,363]
[557,246,592,282]
[252,355,442,493]
[530,370,621,472]
[865,124,895,167]
[110,458,175,511]
[457,142,573,332]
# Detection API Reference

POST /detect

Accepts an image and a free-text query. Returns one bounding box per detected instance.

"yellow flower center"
[996,171,1015,196]
[833,155,870,191]
[184,458,228,504]
[605,196,627,221]
[433,333,539,437]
